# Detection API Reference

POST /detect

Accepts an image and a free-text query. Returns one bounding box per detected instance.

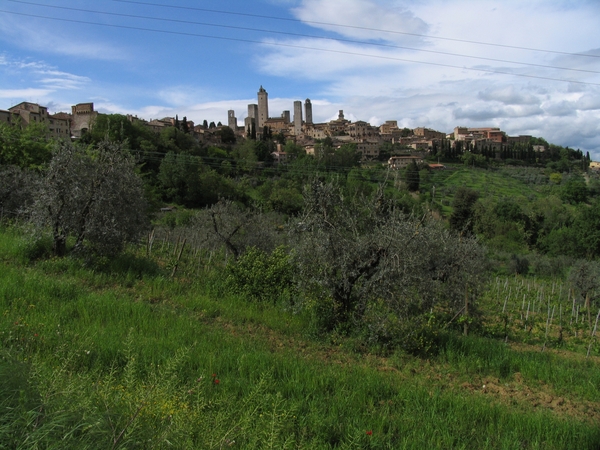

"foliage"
[30,140,149,257]
[225,246,294,303]
[509,254,530,275]
[539,199,600,259]
[449,186,479,233]
[1,228,600,448]
[0,165,39,222]
[568,259,600,308]
[192,200,286,259]
[570,199,600,259]
[158,151,202,206]
[461,152,489,168]
[561,175,589,204]
[217,126,236,144]
[0,121,54,169]
[231,139,259,173]
[290,180,486,350]
[403,159,420,192]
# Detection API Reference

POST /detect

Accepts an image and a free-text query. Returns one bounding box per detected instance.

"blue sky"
[1,0,599,158]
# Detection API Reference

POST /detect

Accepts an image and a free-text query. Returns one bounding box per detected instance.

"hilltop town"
[1,86,548,167]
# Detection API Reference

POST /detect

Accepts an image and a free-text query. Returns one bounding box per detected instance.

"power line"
[7,0,599,75]
[1,9,599,87]
[110,0,600,60]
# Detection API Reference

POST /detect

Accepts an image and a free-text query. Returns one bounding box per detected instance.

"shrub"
[18,234,54,262]
[509,254,529,275]
[361,300,444,356]
[225,246,294,303]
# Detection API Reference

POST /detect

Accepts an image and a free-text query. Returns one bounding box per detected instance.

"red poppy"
[212,373,216,378]
[214,379,220,384]
[366,430,373,436]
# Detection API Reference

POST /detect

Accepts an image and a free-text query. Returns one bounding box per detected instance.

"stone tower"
[257,86,269,130]
[245,104,258,136]
[227,110,237,130]
[304,99,313,125]
[293,100,303,135]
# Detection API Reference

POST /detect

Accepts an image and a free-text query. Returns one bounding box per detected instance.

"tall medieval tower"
[304,99,313,125]
[227,110,237,130]
[257,86,269,130]
[293,100,302,135]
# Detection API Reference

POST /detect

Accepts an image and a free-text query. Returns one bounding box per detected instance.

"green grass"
[422,167,544,217]
[1,226,599,449]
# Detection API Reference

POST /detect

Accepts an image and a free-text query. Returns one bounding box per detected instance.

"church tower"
[258,86,269,130]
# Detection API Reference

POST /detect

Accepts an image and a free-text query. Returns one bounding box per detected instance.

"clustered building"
[1,86,540,165]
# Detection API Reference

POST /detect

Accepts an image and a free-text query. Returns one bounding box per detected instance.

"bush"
[225,246,294,303]
[509,254,529,275]
[529,253,572,278]
[361,300,444,356]
[19,235,53,262]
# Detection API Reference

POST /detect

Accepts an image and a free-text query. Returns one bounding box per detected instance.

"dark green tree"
[560,175,589,204]
[449,187,479,233]
[404,159,420,192]
[218,126,236,145]
[0,165,39,221]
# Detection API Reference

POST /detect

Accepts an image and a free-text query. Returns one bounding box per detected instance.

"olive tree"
[30,140,149,256]
[568,259,600,310]
[290,180,486,349]
[192,200,286,259]
[0,165,39,222]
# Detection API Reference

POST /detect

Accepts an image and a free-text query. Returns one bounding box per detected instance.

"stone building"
[7,102,70,138]
[414,127,445,140]
[71,102,98,138]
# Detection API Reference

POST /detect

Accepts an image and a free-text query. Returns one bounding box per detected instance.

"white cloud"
[0,15,128,61]
[0,88,54,99]
[292,0,429,43]
[37,70,91,90]
[478,86,540,106]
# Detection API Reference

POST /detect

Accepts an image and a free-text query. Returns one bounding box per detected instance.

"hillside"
[1,226,599,449]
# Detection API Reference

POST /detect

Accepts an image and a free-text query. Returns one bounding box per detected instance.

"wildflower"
[214,379,220,385]
[212,373,216,378]
[366,430,373,436]
[34,333,38,337]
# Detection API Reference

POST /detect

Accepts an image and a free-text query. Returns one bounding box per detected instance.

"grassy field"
[1,227,599,449]
[420,166,547,217]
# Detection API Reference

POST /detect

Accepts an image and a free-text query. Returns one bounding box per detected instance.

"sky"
[1,0,599,158]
